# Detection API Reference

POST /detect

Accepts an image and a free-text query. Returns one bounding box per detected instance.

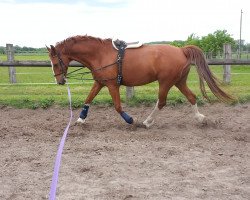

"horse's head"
[46,45,70,85]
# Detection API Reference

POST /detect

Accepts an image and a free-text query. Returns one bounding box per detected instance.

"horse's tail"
[181,45,235,103]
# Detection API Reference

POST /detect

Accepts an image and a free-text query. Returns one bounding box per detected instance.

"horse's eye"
[54,64,58,67]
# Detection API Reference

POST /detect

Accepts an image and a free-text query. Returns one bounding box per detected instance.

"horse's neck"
[69,41,107,70]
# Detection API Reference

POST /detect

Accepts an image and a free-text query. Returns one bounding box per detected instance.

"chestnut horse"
[47,35,233,128]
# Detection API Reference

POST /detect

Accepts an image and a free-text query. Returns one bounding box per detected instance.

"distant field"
[0,54,250,108]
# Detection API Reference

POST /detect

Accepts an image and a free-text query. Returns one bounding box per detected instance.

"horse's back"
[122,44,188,86]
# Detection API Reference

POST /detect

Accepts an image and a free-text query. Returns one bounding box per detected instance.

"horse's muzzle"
[58,78,66,85]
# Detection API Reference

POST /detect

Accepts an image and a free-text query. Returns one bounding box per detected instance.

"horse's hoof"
[143,119,154,128]
[76,118,85,124]
[195,113,205,123]
[133,120,147,128]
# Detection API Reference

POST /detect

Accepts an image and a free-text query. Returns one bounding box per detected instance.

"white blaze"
[50,60,55,75]
[50,60,57,83]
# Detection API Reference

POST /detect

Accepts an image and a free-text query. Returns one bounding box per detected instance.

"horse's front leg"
[77,81,103,123]
[107,85,133,124]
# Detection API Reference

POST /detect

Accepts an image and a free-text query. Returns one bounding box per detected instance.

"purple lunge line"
[49,81,73,200]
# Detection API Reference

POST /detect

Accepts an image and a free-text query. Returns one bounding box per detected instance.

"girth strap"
[114,40,127,85]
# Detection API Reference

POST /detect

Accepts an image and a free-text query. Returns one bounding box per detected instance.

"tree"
[185,33,201,47]
[0,46,5,54]
[200,30,236,57]
[242,42,250,52]
[170,40,185,47]
[14,45,22,53]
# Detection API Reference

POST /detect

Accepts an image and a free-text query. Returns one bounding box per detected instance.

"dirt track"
[0,103,249,200]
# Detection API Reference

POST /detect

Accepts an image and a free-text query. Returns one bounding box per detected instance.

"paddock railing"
[1,44,250,99]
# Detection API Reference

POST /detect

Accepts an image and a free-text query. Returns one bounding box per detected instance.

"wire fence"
[205,51,250,59]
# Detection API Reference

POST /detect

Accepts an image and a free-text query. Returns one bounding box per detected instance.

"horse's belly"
[122,70,157,86]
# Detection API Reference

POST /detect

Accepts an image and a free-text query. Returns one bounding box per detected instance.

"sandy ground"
[0,103,249,200]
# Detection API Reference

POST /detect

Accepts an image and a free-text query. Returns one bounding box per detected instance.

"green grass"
[0,54,250,108]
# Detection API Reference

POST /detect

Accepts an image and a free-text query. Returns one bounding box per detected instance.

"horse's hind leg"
[143,83,171,128]
[143,100,160,128]
[175,80,205,123]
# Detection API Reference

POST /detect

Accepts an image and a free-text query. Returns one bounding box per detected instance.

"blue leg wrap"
[80,105,89,119]
[120,111,133,124]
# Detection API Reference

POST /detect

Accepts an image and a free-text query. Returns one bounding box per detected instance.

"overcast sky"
[1,0,249,47]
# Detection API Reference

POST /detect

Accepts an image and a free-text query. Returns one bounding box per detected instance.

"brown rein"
[66,61,118,82]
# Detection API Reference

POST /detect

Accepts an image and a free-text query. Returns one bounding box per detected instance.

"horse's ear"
[46,45,50,52]
[50,45,56,56]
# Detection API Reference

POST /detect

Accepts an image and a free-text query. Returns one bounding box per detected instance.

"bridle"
[51,46,123,83]
[52,52,67,78]
[51,50,118,82]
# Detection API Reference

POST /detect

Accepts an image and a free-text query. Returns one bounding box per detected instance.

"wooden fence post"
[126,86,134,101]
[6,44,16,83]
[223,44,231,84]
